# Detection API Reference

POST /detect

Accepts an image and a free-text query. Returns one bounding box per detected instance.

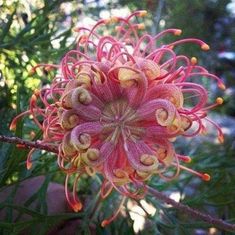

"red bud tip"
[101,220,109,227]
[202,173,211,181]
[137,23,145,30]
[218,83,226,90]
[174,29,182,36]
[73,27,80,32]
[28,68,35,75]
[185,156,192,163]
[31,94,37,102]
[44,66,52,72]
[218,135,224,144]
[73,203,82,212]
[9,122,16,131]
[115,26,122,31]
[138,10,147,17]
[26,161,32,170]
[104,16,119,24]
[201,44,210,51]
[16,144,26,149]
[34,89,40,96]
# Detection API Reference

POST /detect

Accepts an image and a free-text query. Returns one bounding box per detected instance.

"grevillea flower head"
[11,10,225,226]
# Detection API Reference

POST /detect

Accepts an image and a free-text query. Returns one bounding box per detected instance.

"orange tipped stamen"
[101,196,126,227]
[137,23,145,30]
[101,219,109,227]
[9,120,17,131]
[104,16,119,24]
[177,155,192,163]
[28,68,36,75]
[202,173,211,181]
[31,94,37,102]
[138,10,148,17]
[115,26,122,31]
[203,97,224,111]
[26,148,35,170]
[34,89,40,96]
[79,35,88,44]
[218,82,226,90]
[16,144,26,149]
[26,161,32,170]
[174,29,182,36]
[201,44,210,51]
[72,202,83,212]
[65,174,83,213]
[216,97,223,105]
[191,57,197,65]
[73,27,80,32]
[44,66,53,72]
[10,110,31,131]
[174,163,211,181]
[218,134,224,144]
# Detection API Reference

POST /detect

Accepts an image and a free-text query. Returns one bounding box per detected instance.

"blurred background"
[0,0,235,234]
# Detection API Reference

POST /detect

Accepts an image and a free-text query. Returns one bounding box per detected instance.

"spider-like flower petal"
[11,10,225,226]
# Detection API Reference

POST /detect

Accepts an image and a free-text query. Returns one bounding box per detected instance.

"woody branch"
[0,134,234,232]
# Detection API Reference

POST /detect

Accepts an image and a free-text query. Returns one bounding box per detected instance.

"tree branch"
[0,135,234,231]
[0,135,58,153]
[147,186,235,232]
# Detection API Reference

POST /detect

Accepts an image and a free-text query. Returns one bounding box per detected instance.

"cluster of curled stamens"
[11,10,225,226]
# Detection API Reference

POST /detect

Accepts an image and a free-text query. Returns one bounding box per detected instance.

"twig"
[0,135,58,153]
[147,186,235,232]
[0,135,235,231]
[151,0,164,35]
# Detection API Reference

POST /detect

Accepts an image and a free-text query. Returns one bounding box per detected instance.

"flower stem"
[0,135,58,153]
[147,185,235,232]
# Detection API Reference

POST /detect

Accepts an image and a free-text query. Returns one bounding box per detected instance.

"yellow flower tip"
[185,156,192,163]
[28,68,35,75]
[138,10,148,17]
[218,134,224,144]
[115,26,122,31]
[9,122,16,131]
[34,89,40,96]
[26,161,32,170]
[174,29,182,36]
[101,220,109,227]
[73,27,80,32]
[216,97,223,105]
[202,173,211,181]
[218,82,226,90]
[31,94,37,102]
[79,35,88,44]
[137,23,145,30]
[16,144,26,149]
[104,16,119,24]
[169,45,174,50]
[201,43,210,51]
[191,57,197,65]
[44,66,52,72]
[73,202,83,212]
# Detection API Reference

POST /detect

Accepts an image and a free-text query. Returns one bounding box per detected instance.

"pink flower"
[11,10,225,226]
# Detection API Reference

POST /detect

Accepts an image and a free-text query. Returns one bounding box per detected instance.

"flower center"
[100,99,144,144]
